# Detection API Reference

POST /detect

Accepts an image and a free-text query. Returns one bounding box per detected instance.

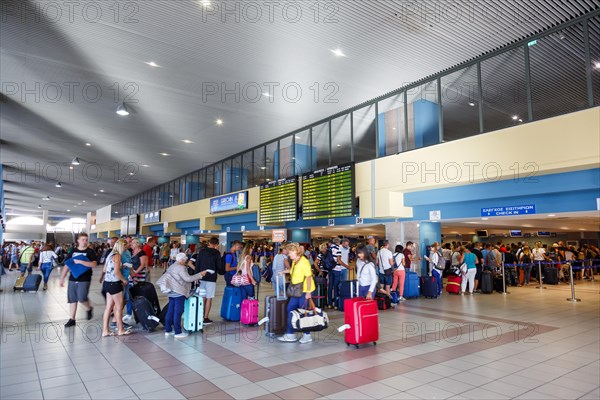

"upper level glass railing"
[111,11,600,218]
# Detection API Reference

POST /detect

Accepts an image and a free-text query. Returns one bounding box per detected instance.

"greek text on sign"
[481,205,536,217]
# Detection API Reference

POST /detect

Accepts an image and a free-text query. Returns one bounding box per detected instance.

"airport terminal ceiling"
[1,0,599,217]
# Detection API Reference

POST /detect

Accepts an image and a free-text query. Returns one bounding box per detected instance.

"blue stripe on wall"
[175,220,200,230]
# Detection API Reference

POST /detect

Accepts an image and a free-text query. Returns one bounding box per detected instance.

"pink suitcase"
[241,299,259,325]
[344,298,379,349]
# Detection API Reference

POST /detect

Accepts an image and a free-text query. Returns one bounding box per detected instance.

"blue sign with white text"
[210,191,248,214]
[481,205,536,217]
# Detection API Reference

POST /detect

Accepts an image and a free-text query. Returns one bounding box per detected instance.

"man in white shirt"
[377,240,395,296]
[339,239,350,280]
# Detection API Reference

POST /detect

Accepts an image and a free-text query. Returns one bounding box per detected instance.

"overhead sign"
[163,221,169,231]
[180,235,186,245]
[144,211,161,224]
[356,217,364,225]
[272,229,287,243]
[328,219,335,227]
[429,210,441,221]
[210,191,248,214]
[481,205,536,217]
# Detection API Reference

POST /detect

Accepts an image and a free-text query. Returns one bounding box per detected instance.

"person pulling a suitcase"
[158,253,205,339]
[355,245,378,299]
[278,243,315,344]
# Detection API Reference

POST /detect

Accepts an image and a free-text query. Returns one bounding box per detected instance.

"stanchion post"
[590,259,595,282]
[536,261,546,289]
[501,261,509,295]
[567,262,581,302]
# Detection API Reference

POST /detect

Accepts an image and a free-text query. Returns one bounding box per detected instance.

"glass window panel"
[265,142,277,184]
[331,114,352,165]
[293,130,311,175]
[441,65,480,142]
[591,16,600,105]
[311,122,330,170]
[205,167,214,198]
[278,136,293,178]
[353,104,377,162]
[198,170,206,200]
[214,163,222,196]
[252,147,265,188]
[242,151,253,189]
[171,180,180,206]
[406,80,439,150]
[377,95,405,155]
[230,155,243,192]
[481,47,528,132]
[530,23,588,120]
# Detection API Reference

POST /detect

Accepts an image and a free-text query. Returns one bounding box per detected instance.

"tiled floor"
[1,268,599,400]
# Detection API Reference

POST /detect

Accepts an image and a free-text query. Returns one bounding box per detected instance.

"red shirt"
[142,244,153,265]
[403,248,412,270]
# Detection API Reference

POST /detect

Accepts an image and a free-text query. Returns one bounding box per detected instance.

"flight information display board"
[259,177,298,224]
[301,163,355,220]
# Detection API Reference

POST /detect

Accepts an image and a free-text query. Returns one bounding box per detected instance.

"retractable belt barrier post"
[566,262,581,303]
[536,261,546,290]
[501,261,509,295]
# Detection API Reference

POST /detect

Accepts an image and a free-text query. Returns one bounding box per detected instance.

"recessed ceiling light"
[85,143,91,146]
[82,200,86,203]
[37,205,42,209]
[43,196,50,201]
[181,139,194,144]
[145,61,160,68]
[67,209,71,212]
[128,172,134,176]
[216,119,224,126]
[99,189,105,193]
[93,194,97,197]
[55,182,62,188]
[77,203,82,205]
[512,115,519,121]
[71,157,80,165]
[260,166,266,170]
[336,144,342,148]
[518,119,523,123]
[116,103,129,116]
[69,165,74,170]
[142,164,150,168]
[468,102,475,107]
[595,62,600,69]
[295,136,301,139]
[115,211,119,214]
[159,153,170,156]
[331,49,347,57]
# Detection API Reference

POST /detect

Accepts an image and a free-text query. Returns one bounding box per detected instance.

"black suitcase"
[481,271,493,294]
[264,275,287,337]
[494,275,506,293]
[545,268,559,285]
[311,282,327,309]
[337,280,358,311]
[375,293,392,310]
[420,276,438,298]
[133,297,160,332]
[130,282,161,315]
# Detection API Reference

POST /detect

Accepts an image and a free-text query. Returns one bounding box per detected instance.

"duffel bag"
[291,299,329,333]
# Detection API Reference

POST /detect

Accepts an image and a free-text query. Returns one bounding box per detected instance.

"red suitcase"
[241,299,259,325]
[344,298,379,349]
[446,275,462,294]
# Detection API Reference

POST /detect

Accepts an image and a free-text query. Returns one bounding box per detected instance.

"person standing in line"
[60,233,97,328]
[169,242,180,266]
[366,236,378,261]
[272,245,291,295]
[327,238,343,309]
[160,242,170,270]
[160,253,205,339]
[471,242,484,293]
[278,243,315,344]
[195,237,220,325]
[532,242,549,282]
[101,239,132,337]
[377,240,395,297]
[391,244,406,302]
[37,244,58,290]
[519,246,534,286]
[355,245,378,299]
[224,240,243,287]
[339,238,351,281]
[460,246,478,295]
[142,237,155,268]
[425,242,444,296]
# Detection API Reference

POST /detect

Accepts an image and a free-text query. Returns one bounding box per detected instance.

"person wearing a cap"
[160,253,206,338]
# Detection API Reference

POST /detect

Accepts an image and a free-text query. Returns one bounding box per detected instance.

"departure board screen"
[302,163,355,220]
[259,177,298,224]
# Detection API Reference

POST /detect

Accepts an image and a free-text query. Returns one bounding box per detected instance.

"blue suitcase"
[337,280,357,311]
[220,286,243,321]
[420,276,438,298]
[403,271,420,299]
[21,274,42,292]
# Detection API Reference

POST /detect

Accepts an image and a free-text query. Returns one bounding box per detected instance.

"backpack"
[251,262,261,284]
[324,247,337,271]
[219,252,234,276]
[521,254,532,264]
[433,251,445,271]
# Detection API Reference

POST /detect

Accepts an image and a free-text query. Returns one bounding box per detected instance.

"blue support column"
[414,100,440,149]
[157,237,170,244]
[288,229,311,243]
[223,232,243,248]
[419,222,441,276]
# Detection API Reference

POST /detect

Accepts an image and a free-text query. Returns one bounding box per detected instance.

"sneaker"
[122,314,135,325]
[165,331,175,336]
[203,318,213,325]
[174,332,189,339]
[277,334,298,342]
[110,322,117,329]
[399,297,406,301]
[299,334,313,344]
[87,307,93,321]
[64,319,76,328]
[43,285,48,291]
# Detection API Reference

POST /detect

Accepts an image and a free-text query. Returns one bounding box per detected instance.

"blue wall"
[413,100,440,149]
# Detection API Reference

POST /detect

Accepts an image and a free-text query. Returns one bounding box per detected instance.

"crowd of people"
[1,235,599,340]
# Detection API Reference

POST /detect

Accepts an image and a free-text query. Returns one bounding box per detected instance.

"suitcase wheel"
[355,344,359,349]
[373,342,377,346]
[346,342,350,347]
